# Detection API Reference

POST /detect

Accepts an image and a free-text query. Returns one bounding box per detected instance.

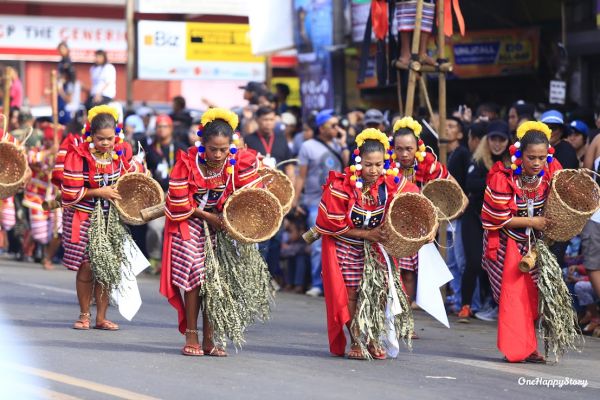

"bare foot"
[41,258,55,270]
[419,54,437,66]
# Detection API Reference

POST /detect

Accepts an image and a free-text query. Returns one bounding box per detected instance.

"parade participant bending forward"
[160,108,263,357]
[481,121,561,363]
[316,128,417,360]
[392,117,449,304]
[61,105,142,331]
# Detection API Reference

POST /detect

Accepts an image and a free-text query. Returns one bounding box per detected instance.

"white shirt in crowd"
[90,63,117,99]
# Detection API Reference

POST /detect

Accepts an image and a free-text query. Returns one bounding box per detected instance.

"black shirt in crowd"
[447,145,471,192]
[553,140,579,170]
[245,131,292,170]
[146,140,188,191]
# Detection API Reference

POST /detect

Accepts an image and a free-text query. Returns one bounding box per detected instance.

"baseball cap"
[468,121,488,139]
[155,114,173,126]
[364,109,385,126]
[238,81,265,93]
[316,109,335,128]
[487,120,509,140]
[540,110,565,126]
[569,120,589,136]
[281,112,297,127]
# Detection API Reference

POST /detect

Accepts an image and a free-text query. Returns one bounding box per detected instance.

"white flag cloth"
[378,244,403,358]
[416,243,454,328]
[110,240,150,321]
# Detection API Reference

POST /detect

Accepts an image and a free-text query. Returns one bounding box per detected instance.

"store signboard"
[136,0,248,15]
[137,20,265,81]
[436,28,540,79]
[549,80,566,105]
[0,15,126,63]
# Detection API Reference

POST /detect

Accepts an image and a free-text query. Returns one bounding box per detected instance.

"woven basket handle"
[0,113,7,141]
[15,127,34,149]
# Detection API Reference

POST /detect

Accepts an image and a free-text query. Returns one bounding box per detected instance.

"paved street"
[0,257,598,400]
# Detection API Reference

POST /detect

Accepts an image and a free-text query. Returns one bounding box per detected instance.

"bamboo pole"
[50,69,60,236]
[3,66,11,119]
[51,70,59,147]
[126,0,135,111]
[437,0,448,262]
[404,0,424,117]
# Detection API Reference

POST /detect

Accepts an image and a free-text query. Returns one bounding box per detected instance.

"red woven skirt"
[62,207,90,271]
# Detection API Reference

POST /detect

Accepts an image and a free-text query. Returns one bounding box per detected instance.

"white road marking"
[14,282,76,296]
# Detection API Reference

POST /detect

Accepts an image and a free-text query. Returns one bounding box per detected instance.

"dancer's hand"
[365,227,386,243]
[99,186,122,201]
[530,216,547,231]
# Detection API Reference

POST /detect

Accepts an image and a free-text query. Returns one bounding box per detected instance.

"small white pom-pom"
[356,164,363,171]
[511,156,517,163]
[195,141,201,147]
[514,142,521,149]
[232,133,240,140]
[355,156,362,163]
[89,143,95,149]
[119,133,125,140]
[355,181,363,189]
[393,168,399,174]
[421,152,427,158]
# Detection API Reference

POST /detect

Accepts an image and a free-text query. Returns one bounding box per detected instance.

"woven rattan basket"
[258,167,295,214]
[0,142,29,200]
[382,192,439,258]
[223,187,283,243]
[113,173,165,225]
[544,169,600,242]
[422,178,468,221]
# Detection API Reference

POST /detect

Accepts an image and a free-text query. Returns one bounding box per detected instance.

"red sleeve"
[52,134,79,187]
[165,149,194,222]
[420,152,449,183]
[233,148,261,189]
[315,172,351,236]
[481,166,515,230]
[60,146,87,207]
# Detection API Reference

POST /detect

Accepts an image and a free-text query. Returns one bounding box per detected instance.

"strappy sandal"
[525,351,546,364]
[203,346,228,357]
[347,343,368,360]
[367,344,387,360]
[182,344,204,357]
[73,313,91,330]
[93,320,119,331]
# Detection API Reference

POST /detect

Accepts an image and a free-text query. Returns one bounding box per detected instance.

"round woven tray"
[257,167,295,214]
[544,169,600,242]
[0,142,28,200]
[113,173,165,225]
[223,187,283,244]
[381,192,439,258]
[422,178,468,221]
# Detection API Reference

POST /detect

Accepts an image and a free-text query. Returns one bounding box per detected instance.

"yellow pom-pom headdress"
[355,128,390,150]
[392,116,427,164]
[510,120,554,176]
[200,107,239,131]
[351,128,400,188]
[82,105,124,158]
[195,107,240,173]
[393,116,422,137]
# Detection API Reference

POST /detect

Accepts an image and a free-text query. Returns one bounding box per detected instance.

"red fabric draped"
[497,237,538,362]
[321,234,351,356]
[444,0,465,37]
[371,0,389,41]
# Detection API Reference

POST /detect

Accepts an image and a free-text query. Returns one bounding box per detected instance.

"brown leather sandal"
[73,313,91,330]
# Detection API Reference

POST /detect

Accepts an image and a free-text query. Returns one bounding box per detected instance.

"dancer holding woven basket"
[480,121,574,363]
[160,108,267,357]
[316,128,418,360]
[391,117,449,306]
[61,105,142,331]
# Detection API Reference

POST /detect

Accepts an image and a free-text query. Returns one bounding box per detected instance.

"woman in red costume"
[481,121,560,363]
[316,128,418,360]
[61,105,141,331]
[392,117,449,305]
[160,108,262,357]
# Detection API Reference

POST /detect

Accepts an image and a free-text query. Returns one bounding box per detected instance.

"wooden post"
[2,66,11,118]
[437,0,448,267]
[404,0,424,117]
[126,0,135,111]
[51,70,59,147]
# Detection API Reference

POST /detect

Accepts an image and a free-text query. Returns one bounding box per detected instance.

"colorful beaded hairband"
[510,121,554,176]
[350,128,400,189]
[392,116,427,167]
[196,108,240,174]
[82,105,124,160]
